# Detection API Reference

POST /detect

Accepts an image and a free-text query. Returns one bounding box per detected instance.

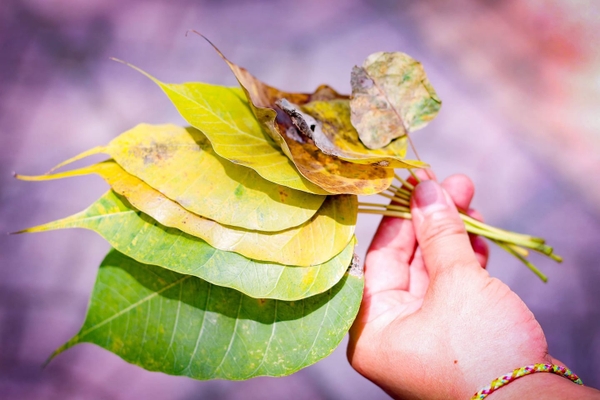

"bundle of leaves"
[16,36,561,380]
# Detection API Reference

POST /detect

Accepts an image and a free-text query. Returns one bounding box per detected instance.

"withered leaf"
[205,40,395,195]
[298,99,428,169]
[350,52,441,149]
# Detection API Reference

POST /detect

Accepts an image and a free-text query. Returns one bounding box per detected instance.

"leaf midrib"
[164,84,269,143]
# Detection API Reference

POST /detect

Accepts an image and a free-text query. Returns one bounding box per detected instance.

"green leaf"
[50,124,325,232]
[298,99,427,169]
[20,191,356,300]
[203,43,396,195]
[115,59,329,195]
[350,52,442,149]
[18,161,357,266]
[51,249,364,379]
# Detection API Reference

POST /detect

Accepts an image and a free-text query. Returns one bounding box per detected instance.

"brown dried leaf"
[350,52,442,149]
[204,38,394,195]
[295,99,428,169]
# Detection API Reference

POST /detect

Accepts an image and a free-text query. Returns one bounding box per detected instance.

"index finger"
[363,175,419,296]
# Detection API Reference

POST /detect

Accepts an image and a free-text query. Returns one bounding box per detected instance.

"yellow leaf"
[48,124,326,232]
[113,58,330,195]
[18,160,357,266]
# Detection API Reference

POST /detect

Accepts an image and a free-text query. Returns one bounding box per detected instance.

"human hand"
[347,173,555,399]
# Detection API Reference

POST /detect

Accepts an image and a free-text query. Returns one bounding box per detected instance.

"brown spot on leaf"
[348,253,363,277]
[129,142,173,166]
[278,189,289,202]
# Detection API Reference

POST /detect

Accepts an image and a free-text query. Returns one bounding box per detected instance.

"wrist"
[484,370,595,400]
[437,324,558,399]
[455,357,551,400]
[376,332,552,400]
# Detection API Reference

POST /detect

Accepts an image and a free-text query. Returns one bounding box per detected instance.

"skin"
[347,172,600,400]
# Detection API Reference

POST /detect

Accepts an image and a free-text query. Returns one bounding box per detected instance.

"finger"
[410,180,480,278]
[363,170,428,296]
[408,174,475,295]
[408,247,429,298]
[406,172,464,295]
[471,236,489,269]
[440,174,474,212]
[440,176,489,268]
[405,169,436,186]
[364,215,416,296]
[467,208,489,268]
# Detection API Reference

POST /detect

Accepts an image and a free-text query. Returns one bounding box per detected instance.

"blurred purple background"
[1,0,600,398]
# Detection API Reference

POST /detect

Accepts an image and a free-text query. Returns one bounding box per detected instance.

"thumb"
[410,180,480,278]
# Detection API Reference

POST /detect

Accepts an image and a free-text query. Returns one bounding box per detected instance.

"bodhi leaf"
[20,190,356,300]
[264,126,395,195]
[290,99,427,169]
[197,37,342,149]
[202,39,396,195]
[113,59,329,195]
[50,249,364,379]
[18,161,357,266]
[51,124,325,232]
[350,52,442,149]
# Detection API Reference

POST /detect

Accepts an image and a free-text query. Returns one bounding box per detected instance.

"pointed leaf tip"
[28,160,356,266]
[29,190,356,300]
[119,55,328,194]
[185,30,225,59]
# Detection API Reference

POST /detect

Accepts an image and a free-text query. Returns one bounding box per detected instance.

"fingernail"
[413,180,448,216]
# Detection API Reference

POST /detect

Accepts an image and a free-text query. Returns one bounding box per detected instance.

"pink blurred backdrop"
[1,0,599,398]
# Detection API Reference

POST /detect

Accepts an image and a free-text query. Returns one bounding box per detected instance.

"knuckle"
[420,215,466,248]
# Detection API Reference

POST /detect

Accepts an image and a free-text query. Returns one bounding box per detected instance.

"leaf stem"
[357,206,560,281]
[373,194,546,247]
[408,169,421,183]
[394,173,414,191]
[383,190,411,202]
[359,202,409,213]
[358,208,412,219]
[376,192,410,206]
[464,223,553,255]
[505,244,529,258]
[385,187,410,201]
[367,171,560,281]
[360,207,548,251]
[496,241,548,282]
[461,213,544,244]
[394,186,413,199]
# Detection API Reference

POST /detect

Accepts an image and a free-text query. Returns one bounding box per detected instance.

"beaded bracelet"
[471,363,583,399]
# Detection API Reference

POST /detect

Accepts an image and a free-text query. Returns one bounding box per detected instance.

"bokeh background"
[1,0,600,398]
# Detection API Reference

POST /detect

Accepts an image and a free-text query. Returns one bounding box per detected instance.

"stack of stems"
[357,173,561,282]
